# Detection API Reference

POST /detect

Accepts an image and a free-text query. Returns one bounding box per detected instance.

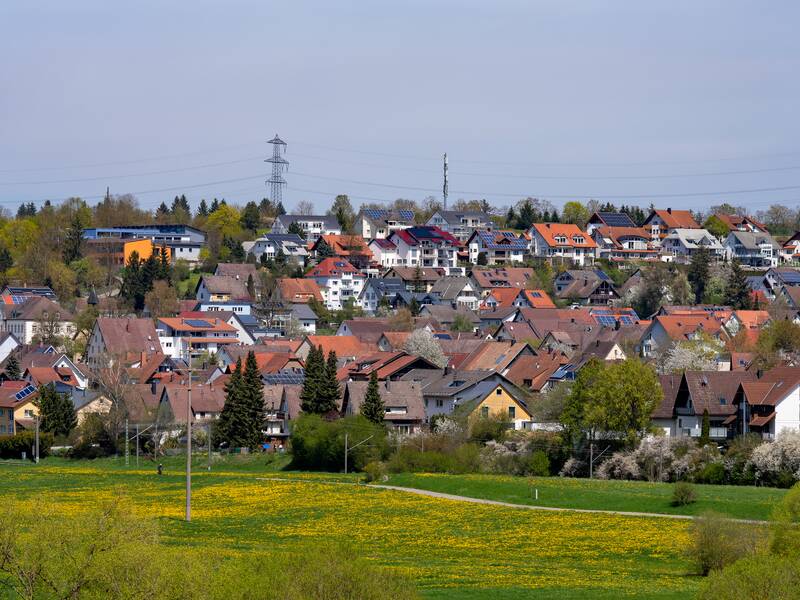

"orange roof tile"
[531,223,597,248]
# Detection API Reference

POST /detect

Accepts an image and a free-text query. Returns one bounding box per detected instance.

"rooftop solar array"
[15,385,36,401]
[263,370,306,385]
[362,208,415,222]
[779,270,800,284]
[598,212,636,227]
[184,319,213,328]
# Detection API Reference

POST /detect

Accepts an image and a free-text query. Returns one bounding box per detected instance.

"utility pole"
[135,423,140,467]
[442,153,449,211]
[185,341,192,522]
[344,432,374,475]
[34,415,40,464]
[207,421,212,472]
[125,418,129,466]
[589,442,594,479]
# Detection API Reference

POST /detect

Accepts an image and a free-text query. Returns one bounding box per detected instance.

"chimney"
[444,365,450,375]
[614,320,621,331]
[385,378,390,391]
[667,207,672,214]
[151,380,157,395]
[126,321,130,333]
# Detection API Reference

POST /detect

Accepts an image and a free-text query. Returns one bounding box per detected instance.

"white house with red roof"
[386,226,460,271]
[307,257,366,311]
[529,223,597,266]
[368,238,400,268]
[155,316,239,360]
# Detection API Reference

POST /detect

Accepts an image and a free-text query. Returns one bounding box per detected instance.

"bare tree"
[294,200,314,215]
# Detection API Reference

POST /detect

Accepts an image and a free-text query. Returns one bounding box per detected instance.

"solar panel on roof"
[620,316,633,325]
[781,271,800,283]
[15,385,36,401]
[398,210,414,221]
[599,212,636,227]
[184,319,213,328]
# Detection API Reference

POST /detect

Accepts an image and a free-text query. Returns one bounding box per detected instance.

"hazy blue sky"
[2,1,800,213]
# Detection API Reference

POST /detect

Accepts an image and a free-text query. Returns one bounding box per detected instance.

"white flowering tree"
[403,328,447,368]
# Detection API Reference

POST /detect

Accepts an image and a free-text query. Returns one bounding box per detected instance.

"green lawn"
[386,473,787,521]
[0,456,704,599]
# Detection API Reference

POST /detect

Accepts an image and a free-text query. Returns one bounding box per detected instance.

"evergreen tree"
[687,247,711,305]
[240,201,261,233]
[360,371,385,424]
[210,198,220,213]
[121,251,144,310]
[4,354,20,380]
[178,194,191,215]
[62,213,84,264]
[408,297,421,317]
[259,198,273,216]
[275,248,287,266]
[241,351,265,449]
[158,246,171,280]
[222,237,246,262]
[724,260,753,309]
[317,350,341,414]
[276,201,286,216]
[217,358,249,448]
[246,273,255,299]
[37,384,77,437]
[412,264,424,293]
[156,202,170,219]
[542,210,551,222]
[197,199,209,217]
[505,206,516,228]
[550,209,560,223]
[300,345,324,413]
[287,221,305,239]
[170,196,181,214]
[516,200,536,229]
[0,247,12,272]
[315,238,335,258]
[699,409,710,447]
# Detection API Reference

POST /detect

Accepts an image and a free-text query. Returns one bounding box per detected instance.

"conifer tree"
[156,202,170,219]
[197,199,209,217]
[210,198,220,213]
[317,350,341,414]
[276,201,286,216]
[217,358,249,448]
[241,351,264,449]
[4,354,20,380]
[300,345,324,413]
[361,371,384,425]
[724,260,753,310]
[246,273,255,299]
[62,213,84,264]
[0,247,12,273]
[687,247,711,305]
[37,384,77,437]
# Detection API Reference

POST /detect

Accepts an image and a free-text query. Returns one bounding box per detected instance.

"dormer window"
[572,236,585,244]
[554,235,567,244]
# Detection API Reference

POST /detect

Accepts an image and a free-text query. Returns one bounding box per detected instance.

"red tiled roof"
[648,209,700,229]
[277,278,324,303]
[308,258,363,278]
[304,335,370,357]
[314,234,372,258]
[157,317,237,333]
[531,223,597,248]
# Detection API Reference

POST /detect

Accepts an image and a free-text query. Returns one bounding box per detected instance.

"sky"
[2,1,800,215]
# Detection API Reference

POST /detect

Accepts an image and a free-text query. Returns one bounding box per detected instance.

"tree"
[144,280,179,318]
[246,273,256,299]
[703,215,730,239]
[4,354,20,380]
[240,201,261,233]
[408,297,421,317]
[724,260,753,310]
[197,199,209,217]
[330,195,355,232]
[300,345,325,414]
[688,247,711,304]
[659,335,723,374]
[295,200,314,215]
[315,238,335,259]
[216,358,250,449]
[360,371,385,424]
[275,201,286,216]
[561,201,590,229]
[476,252,488,266]
[403,329,447,368]
[62,212,84,264]
[287,221,306,239]
[0,246,12,273]
[36,384,77,437]
[316,350,341,415]
[450,314,474,332]
[388,307,414,331]
[241,351,265,449]
[699,409,711,446]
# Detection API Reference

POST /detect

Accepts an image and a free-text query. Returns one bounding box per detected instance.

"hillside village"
[0,195,799,486]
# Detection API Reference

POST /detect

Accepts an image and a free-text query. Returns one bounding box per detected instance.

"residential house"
[764,267,800,298]
[429,276,480,310]
[195,275,251,303]
[553,270,619,305]
[454,382,533,430]
[0,297,75,345]
[586,211,637,234]
[426,210,492,242]
[781,233,800,263]
[336,318,395,345]
[529,223,597,266]
[723,231,781,268]
[86,317,161,369]
[178,310,257,345]
[733,367,800,439]
[458,340,534,375]
[0,286,57,302]
[386,226,460,271]
[247,233,309,266]
[478,307,520,331]
[376,331,412,352]
[638,314,728,359]
[504,352,566,393]
[357,208,415,239]
[158,382,227,423]
[341,380,425,434]
[338,351,440,382]
[296,335,370,361]
[194,300,253,316]
[714,213,769,234]
[311,234,373,269]
[274,278,324,305]
[467,230,528,265]
[642,208,700,242]
[383,267,445,293]
[307,258,366,311]
[0,333,20,366]
[480,288,555,310]
[156,316,239,359]
[660,229,724,261]
[591,226,659,262]
[470,267,536,297]
[653,371,755,440]
[368,238,401,268]
[271,214,341,242]
[418,305,480,331]
[358,278,406,313]
[83,224,206,263]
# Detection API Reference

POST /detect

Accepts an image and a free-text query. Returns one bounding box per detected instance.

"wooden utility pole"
[185,340,192,522]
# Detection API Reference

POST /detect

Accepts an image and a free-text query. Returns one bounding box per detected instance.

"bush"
[290,415,388,472]
[527,450,550,476]
[748,431,800,487]
[596,451,641,480]
[559,457,587,478]
[687,512,762,576]
[0,430,53,459]
[698,554,800,600]
[469,413,509,444]
[695,462,726,485]
[363,461,388,483]
[69,413,116,458]
[671,482,697,506]
[770,482,800,556]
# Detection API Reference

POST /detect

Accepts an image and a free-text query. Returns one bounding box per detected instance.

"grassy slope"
[0,457,699,600]
[386,473,787,521]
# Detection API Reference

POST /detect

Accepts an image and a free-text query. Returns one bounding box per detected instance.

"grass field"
[0,456,734,599]
[386,473,787,521]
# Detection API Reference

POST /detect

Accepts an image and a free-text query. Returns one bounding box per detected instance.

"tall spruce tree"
[4,354,20,380]
[724,260,753,309]
[217,358,250,448]
[300,345,324,413]
[197,199,209,217]
[62,213,84,264]
[241,351,265,449]
[317,350,341,414]
[361,371,385,424]
[687,247,711,305]
[37,384,77,437]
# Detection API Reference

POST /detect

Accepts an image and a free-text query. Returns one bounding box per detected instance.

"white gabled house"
[386,226,460,271]
[307,258,366,311]
[529,223,597,266]
[467,230,528,265]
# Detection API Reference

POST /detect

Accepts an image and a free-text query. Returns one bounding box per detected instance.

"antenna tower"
[442,153,448,211]
[266,134,288,205]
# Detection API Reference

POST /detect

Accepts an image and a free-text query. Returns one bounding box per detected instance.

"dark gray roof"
[430,276,471,300]
[399,368,499,397]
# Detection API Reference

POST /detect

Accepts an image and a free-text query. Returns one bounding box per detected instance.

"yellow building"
[85,238,171,269]
[13,397,39,433]
[469,383,533,430]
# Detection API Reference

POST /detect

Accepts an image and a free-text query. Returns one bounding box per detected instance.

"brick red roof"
[531,223,597,248]
[277,279,323,303]
[646,209,700,229]
[307,258,363,278]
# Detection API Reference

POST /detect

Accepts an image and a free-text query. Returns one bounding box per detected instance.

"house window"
[436,399,443,408]
[480,406,489,418]
[495,388,502,395]
[508,406,516,419]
